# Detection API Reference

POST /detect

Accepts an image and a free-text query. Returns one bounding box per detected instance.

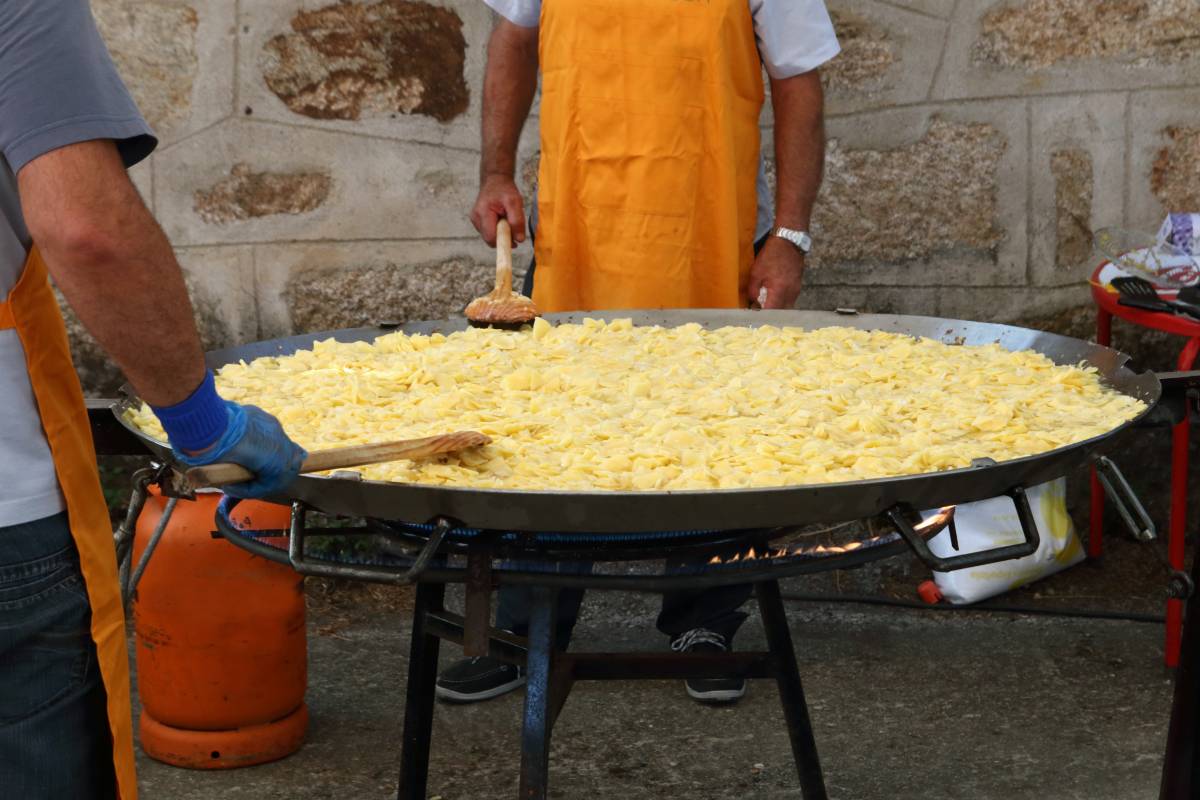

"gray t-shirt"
[0,0,155,527]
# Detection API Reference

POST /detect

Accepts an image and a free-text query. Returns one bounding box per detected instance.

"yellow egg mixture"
[128,318,1146,491]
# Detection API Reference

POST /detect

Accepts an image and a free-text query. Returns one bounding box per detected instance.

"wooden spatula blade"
[465,219,539,326]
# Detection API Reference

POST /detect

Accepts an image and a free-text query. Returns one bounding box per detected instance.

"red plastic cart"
[1090,260,1199,667]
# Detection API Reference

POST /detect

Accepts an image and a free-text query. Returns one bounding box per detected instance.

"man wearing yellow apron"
[440,0,838,703]
[0,3,306,797]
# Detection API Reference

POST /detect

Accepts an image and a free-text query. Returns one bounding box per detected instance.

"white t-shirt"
[485,0,840,241]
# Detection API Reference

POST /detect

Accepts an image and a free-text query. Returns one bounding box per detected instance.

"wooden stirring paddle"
[465,219,539,328]
[185,431,491,489]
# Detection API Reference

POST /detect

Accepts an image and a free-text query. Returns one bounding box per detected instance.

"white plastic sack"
[921,478,1084,605]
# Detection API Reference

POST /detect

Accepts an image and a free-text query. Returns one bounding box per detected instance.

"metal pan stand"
[209,498,1007,800]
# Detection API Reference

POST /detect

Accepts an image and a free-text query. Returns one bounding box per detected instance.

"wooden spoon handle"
[496,218,513,294]
[185,431,492,489]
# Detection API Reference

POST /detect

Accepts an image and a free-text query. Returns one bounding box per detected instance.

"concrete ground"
[133,579,1174,800]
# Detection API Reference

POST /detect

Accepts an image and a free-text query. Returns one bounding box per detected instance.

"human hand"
[174,402,307,499]
[470,174,527,246]
[747,237,806,309]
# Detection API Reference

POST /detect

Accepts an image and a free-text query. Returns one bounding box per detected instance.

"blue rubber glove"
[153,371,307,499]
[175,402,307,498]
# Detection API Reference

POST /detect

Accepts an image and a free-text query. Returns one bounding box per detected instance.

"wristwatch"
[772,226,812,254]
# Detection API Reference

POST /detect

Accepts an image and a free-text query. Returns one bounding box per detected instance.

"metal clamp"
[214,497,449,584]
[1095,456,1156,542]
[888,487,1041,572]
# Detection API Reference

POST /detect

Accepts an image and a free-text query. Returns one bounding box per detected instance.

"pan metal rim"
[111,309,1159,528]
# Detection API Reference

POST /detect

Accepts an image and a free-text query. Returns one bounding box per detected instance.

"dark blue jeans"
[0,513,117,799]
[496,557,753,646]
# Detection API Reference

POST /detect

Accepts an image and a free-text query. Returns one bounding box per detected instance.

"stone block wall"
[74,0,1200,391]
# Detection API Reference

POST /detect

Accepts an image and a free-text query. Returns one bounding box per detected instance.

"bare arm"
[470,19,539,246]
[18,139,206,406]
[747,70,826,309]
[770,70,825,234]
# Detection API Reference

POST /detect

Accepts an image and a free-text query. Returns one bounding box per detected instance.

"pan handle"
[887,486,1041,572]
[1095,456,1156,542]
[214,497,450,584]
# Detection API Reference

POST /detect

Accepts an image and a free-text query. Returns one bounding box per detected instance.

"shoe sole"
[686,684,747,704]
[436,676,527,704]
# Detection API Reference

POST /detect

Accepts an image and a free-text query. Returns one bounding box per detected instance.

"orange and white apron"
[0,247,136,798]
[534,0,764,312]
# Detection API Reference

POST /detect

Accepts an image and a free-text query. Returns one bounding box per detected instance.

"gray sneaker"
[436,656,526,703]
[671,628,747,704]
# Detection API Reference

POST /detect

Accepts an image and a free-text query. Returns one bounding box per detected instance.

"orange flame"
[705,506,956,566]
[915,506,956,533]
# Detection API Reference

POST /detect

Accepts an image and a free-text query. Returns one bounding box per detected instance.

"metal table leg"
[398,581,446,800]
[519,586,560,800]
[757,579,828,800]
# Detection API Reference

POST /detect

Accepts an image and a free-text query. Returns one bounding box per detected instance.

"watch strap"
[773,227,812,254]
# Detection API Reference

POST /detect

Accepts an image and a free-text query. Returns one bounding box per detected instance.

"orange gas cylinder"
[132,488,308,769]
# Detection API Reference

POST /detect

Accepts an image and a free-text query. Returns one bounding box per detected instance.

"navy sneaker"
[436,656,525,703]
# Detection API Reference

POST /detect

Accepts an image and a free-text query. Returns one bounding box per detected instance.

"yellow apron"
[534,0,764,312]
[0,247,137,799]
